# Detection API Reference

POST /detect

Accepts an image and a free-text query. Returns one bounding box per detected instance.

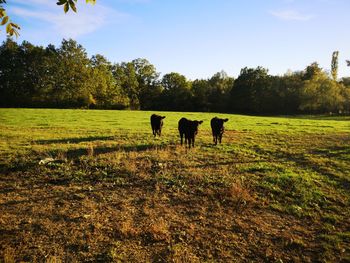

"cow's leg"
[158,129,161,137]
[153,129,156,137]
[219,134,222,144]
[180,132,183,145]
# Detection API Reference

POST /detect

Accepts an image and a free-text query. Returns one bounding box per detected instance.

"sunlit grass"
[0,108,349,262]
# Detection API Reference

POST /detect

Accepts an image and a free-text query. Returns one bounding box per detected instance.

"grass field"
[0,108,349,262]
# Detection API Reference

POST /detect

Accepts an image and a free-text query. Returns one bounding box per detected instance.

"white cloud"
[9,1,130,38]
[270,9,314,21]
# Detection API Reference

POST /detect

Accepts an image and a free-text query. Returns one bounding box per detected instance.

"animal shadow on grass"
[35,136,115,145]
[63,144,169,159]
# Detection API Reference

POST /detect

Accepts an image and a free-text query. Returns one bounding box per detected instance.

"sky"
[1,0,350,80]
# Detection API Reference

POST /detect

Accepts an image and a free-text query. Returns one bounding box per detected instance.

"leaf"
[13,28,19,38]
[0,8,6,18]
[56,0,66,5]
[86,0,96,5]
[64,3,69,13]
[10,22,20,29]
[69,0,77,12]
[1,15,8,25]
[5,20,11,32]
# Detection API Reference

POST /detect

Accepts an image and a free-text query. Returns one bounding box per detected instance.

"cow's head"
[192,120,203,134]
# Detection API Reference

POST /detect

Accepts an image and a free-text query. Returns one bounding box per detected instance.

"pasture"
[0,108,349,262]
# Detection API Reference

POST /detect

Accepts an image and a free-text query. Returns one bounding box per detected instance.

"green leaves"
[57,0,95,13]
[70,0,77,12]
[57,0,77,13]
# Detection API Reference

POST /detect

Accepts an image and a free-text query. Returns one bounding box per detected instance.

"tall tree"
[90,54,129,109]
[331,51,339,81]
[0,38,22,106]
[300,70,345,113]
[131,58,162,110]
[207,71,233,112]
[191,79,211,112]
[229,66,270,113]
[160,72,193,111]
[113,62,140,109]
[303,62,322,80]
[50,39,92,107]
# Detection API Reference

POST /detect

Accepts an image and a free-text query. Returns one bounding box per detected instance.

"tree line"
[1,38,349,114]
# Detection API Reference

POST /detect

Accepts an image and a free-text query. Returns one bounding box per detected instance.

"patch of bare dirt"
[0,169,336,262]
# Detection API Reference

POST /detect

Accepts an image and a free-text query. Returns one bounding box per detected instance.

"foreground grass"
[0,108,349,262]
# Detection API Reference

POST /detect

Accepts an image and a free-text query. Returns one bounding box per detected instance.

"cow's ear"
[162,116,166,119]
[198,120,203,124]
[224,118,228,122]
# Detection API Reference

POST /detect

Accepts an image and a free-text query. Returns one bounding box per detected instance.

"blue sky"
[1,0,350,80]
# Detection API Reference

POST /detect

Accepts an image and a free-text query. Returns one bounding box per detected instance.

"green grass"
[0,108,349,262]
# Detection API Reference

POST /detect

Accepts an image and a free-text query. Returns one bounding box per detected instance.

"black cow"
[178,117,203,148]
[210,117,229,145]
[150,114,166,137]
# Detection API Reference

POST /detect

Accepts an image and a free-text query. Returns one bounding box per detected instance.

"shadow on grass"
[312,146,350,160]
[278,147,350,191]
[61,143,169,159]
[190,159,265,169]
[35,136,115,145]
[286,115,350,121]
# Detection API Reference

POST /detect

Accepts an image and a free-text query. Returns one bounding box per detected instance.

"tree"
[0,39,59,107]
[229,66,271,113]
[112,58,162,110]
[207,71,233,112]
[49,39,93,107]
[300,71,345,113]
[113,62,140,109]
[0,38,22,106]
[159,72,193,111]
[131,58,162,110]
[0,38,134,109]
[90,54,129,109]
[331,51,339,81]
[191,79,211,112]
[303,62,322,80]
[275,71,304,114]
[0,0,96,37]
